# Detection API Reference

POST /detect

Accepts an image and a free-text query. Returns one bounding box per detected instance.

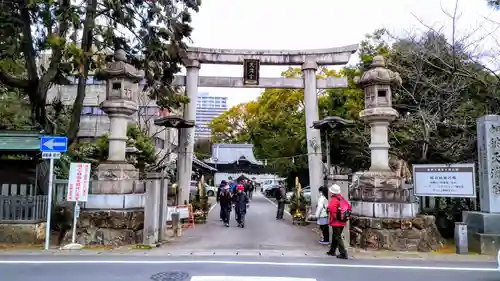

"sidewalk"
[0,245,495,262]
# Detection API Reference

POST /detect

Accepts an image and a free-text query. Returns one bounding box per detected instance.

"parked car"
[286,186,311,203]
[204,183,217,197]
[261,179,285,194]
[189,181,217,197]
[264,185,280,197]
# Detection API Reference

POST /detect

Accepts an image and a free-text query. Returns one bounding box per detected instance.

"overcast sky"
[185,0,498,107]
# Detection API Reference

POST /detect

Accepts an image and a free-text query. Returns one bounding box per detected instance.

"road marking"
[209,202,217,213]
[191,277,316,281]
[0,259,496,272]
[261,192,292,217]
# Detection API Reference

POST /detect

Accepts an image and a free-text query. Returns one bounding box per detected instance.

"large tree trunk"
[66,0,97,145]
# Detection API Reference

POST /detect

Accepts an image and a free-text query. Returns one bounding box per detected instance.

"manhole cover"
[150,271,190,281]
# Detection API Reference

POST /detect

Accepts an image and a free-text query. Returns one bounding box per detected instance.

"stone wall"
[0,222,46,244]
[65,210,144,246]
[350,215,442,252]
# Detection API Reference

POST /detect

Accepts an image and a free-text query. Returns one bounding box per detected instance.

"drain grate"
[150,271,190,281]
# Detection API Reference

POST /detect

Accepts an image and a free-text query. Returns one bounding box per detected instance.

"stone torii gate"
[172,45,358,206]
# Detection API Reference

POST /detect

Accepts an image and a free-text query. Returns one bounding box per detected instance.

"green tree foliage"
[0,88,31,130]
[55,124,155,178]
[194,138,212,159]
[0,0,200,144]
[209,103,254,143]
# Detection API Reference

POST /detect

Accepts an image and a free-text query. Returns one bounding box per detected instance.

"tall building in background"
[196,92,228,140]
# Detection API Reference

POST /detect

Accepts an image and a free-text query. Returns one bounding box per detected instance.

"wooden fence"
[0,195,48,223]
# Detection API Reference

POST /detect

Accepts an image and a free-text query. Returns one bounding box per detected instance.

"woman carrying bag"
[315,186,330,245]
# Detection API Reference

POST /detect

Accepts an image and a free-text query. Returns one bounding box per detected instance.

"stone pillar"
[158,176,169,241]
[462,115,500,254]
[369,121,391,171]
[177,59,200,204]
[302,60,322,207]
[143,179,160,245]
[477,115,500,213]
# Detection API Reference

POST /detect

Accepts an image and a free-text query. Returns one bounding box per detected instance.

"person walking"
[326,184,351,259]
[275,181,286,220]
[233,185,249,228]
[243,180,250,197]
[217,180,227,221]
[248,181,255,200]
[219,185,232,227]
[315,186,330,245]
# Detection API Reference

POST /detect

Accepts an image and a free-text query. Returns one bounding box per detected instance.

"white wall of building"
[214,172,281,185]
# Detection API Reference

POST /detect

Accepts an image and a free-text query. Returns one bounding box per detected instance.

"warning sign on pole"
[67,162,91,202]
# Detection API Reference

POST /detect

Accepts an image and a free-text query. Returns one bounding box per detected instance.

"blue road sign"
[40,136,68,153]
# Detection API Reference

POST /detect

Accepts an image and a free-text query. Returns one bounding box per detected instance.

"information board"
[413,163,476,198]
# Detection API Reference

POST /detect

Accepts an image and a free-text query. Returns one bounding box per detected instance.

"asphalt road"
[0,255,498,281]
[162,192,324,254]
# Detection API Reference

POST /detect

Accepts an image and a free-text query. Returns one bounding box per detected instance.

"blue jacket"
[229,183,236,193]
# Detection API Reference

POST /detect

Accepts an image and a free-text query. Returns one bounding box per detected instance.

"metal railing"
[0,195,48,223]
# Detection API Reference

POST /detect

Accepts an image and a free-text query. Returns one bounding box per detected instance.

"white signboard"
[67,162,91,202]
[177,206,190,219]
[413,163,476,197]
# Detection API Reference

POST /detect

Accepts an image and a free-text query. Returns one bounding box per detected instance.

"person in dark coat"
[219,185,232,227]
[275,181,286,220]
[233,184,249,228]
[217,180,227,221]
[248,181,255,200]
[243,180,250,197]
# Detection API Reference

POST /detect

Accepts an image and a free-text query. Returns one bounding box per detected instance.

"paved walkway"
[158,192,325,254]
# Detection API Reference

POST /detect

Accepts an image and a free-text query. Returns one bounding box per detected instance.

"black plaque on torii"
[243,59,260,85]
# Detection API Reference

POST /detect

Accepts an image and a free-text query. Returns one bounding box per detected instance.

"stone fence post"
[143,179,160,245]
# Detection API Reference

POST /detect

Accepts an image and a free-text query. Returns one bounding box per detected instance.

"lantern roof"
[96,49,144,82]
[356,56,402,87]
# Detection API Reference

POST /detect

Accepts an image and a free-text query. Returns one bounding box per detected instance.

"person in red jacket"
[327,184,349,259]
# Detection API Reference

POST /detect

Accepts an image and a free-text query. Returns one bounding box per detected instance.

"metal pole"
[324,129,330,188]
[44,158,54,250]
[71,202,78,244]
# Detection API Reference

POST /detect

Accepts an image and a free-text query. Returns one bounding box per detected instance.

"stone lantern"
[350,56,417,217]
[94,49,143,191]
[356,55,401,172]
[347,56,439,253]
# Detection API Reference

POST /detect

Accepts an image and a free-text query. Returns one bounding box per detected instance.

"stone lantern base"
[349,215,443,252]
[93,162,140,193]
[73,161,145,246]
[349,171,442,251]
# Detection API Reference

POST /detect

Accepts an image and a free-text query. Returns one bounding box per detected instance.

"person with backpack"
[275,181,286,220]
[217,180,227,221]
[219,185,233,227]
[233,185,249,228]
[314,186,329,245]
[327,184,351,259]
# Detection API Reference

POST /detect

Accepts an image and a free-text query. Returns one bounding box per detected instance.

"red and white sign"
[67,162,91,202]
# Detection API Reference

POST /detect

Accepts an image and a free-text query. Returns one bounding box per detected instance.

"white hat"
[328,184,341,194]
